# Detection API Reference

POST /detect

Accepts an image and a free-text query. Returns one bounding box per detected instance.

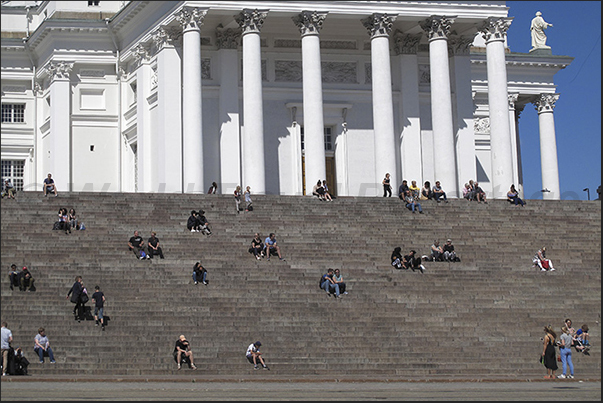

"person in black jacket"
[187,211,201,232]
[18,266,35,292]
[391,247,403,269]
[66,276,85,322]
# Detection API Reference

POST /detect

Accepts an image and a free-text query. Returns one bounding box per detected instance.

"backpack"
[139,250,147,259]
[247,204,254,211]
[319,276,326,288]
[52,221,61,230]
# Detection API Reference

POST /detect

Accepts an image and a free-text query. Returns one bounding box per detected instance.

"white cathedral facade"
[1,1,572,199]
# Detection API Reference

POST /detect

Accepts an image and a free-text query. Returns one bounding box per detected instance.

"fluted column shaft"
[133,46,152,192]
[237,9,268,194]
[480,17,515,199]
[47,62,73,192]
[534,94,561,200]
[421,16,456,192]
[363,13,397,195]
[294,11,328,193]
[178,7,207,193]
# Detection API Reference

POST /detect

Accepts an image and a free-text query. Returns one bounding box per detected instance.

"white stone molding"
[393,30,422,55]
[420,15,456,41]
[176,6,207,33]
[215,24,241,50]
[292,11,328,37]
[478,17,512,44]
[533,93,559,114]
[323,62,357,83]
[275,61,302,82]
[474,117,491,134]
[33,81,43,96]
[79,69,105,78]
[117,64,128,80]
[2,85,27,93]
[47,61,73,81]
[448,34,473,56]
[274,39,302,48]
[361,13,396,39]
[235,9,269,35]
[508,93,519,110]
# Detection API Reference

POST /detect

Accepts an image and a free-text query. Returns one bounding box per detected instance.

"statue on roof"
[530,11,553,51]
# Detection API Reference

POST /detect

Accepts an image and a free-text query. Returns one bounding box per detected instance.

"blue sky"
[505,1,601,200]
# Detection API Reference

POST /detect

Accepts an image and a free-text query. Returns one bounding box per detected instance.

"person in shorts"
[92,285,106,330]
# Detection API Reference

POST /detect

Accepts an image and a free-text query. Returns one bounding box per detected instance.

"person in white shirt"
[246,341,269,370]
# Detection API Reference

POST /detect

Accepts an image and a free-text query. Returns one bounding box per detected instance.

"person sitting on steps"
[402,250,425,273]
[174,335,197,370]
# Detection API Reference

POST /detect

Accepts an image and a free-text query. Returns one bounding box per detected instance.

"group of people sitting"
[390,239,460,270]
[312,180,333,201]
[427,239,460,262]
[398,179,449,213]
[319,268,347,298]
[248,233,285,261]
[186,210,212,235]
[8,265,35,292]
[53,207,83,234]
[127,230,165,260]
[391,248,426,272]
[462,180,487,203]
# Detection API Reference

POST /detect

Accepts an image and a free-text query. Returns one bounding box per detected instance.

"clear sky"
[505,1,601,200]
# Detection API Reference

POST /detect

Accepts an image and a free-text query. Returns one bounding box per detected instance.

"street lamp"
[583,188,590,201]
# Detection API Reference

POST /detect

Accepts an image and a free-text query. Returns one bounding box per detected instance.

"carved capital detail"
[152,27,181,51]
[235,9,269,35]
[132,44,150,66]
[176,6,207,32]
[533,93,559,114]
[361,13,396,39]
[448,34,473,55]
[393,30,422,55]
[420,15,456,41]
[215,24,241,50]
[47,61,73,81]
[292,11,328,37]
[478,17,512,43]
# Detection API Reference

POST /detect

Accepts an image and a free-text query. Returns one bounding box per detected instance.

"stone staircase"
[1,192,600,378]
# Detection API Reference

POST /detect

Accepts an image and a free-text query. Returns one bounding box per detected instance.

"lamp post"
[583,188,590,201]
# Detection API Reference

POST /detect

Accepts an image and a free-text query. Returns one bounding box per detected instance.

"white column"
[450,35,475,198]
[133,44,153,192]
[216,25,242,195]
[479,17,514,199]
[420,15,457,193]
[153,27,183,193]
[507,93,521,191]
[47,61,73,192]
[293,11,328,194]
[363,13,398,195]
[177,7,207,193]
[533,93,561,200]
[236,9,268,194]
[394,31,422,186]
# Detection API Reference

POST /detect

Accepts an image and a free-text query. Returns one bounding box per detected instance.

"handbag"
[80,290,89,304]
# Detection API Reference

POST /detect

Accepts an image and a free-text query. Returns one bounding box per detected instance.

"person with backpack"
[66,276,86,322]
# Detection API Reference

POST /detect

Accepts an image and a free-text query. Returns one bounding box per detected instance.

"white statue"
[530,11,553,50]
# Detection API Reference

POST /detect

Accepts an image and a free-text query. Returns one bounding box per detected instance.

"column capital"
[420,15,456,41]
[448,34,473,56]
[393,30,422,55]
[132,43,150,66]
[533,93,559,114]
[508,93,519,109]
[292,10,328,37]
[235,9,269,35]
[361,13,396,39]
[47,61,73,81]
[152,26,181,52]
[176,6,207,32]
[478,17,513,44]
[216,23,241,50]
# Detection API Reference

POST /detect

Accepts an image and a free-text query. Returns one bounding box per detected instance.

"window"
[1,160,25,191]
[301,127,334,151]
[88,1,100,6]
[1,104,25,123]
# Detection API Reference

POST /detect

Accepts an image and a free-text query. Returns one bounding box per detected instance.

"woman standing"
[234,186,242,213]
[66,276,85,322]
[382,173,392,197]
[541,325,558,379]
[558,326,574,379]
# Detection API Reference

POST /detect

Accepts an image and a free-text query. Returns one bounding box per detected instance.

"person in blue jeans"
[404,190,423,214]
[320,268,340,298]
[192,261,207,285]
[33,327,55,364]
[557,326,574,379]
